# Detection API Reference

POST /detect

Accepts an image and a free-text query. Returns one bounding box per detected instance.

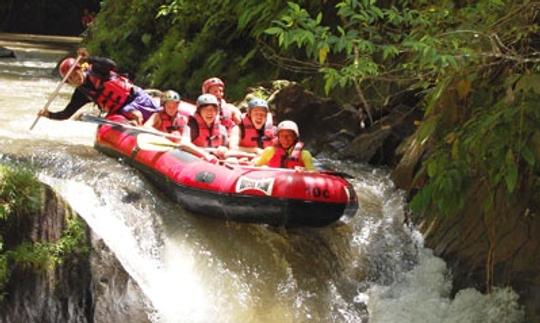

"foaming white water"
[27,119,97,145]
[0,60,58,69]
[1,35,528,323]
[344,169,524,323]
[0,74,96,144]
[365,248,524,323]
[39,176,211,322]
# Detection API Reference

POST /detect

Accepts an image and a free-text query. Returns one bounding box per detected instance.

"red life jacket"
[158,111,186,133]
[87,71,133,114]
[238,114,275,149]
[189,113,225,148]
[268,141,305,169]
[219,99,236,130]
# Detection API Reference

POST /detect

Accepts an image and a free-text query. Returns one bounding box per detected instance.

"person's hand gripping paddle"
[29,55,83,130]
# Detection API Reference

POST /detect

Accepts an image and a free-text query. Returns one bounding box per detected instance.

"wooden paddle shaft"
[81,114,184,141]
[30,55,83,130]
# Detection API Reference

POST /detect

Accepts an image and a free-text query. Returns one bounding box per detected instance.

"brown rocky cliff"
[0,182,151,323]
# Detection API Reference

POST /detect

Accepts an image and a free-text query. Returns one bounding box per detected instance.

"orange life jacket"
[158,111,186,134]
[238,114,275,149]
[268,141,305,169]
[189,113,225,148]
[87,71,133,114]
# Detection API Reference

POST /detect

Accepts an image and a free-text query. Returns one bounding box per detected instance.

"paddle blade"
[136,133,180,152]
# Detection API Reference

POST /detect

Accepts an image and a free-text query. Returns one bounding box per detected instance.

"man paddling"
[37,48,160,125]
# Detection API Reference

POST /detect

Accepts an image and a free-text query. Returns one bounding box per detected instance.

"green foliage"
[263,0,540,218]
[7,242,51,270]
[86,0,170,77]
[265,1,538,99]
[0,241,6,301]
[410,150,468,216]
[410,72,540,217]
[0,165,41,220]
[87,0,291,99]
[7,214,88,270]
[51,215,89,263]
[0,165,88,299]
[0,164,42,298]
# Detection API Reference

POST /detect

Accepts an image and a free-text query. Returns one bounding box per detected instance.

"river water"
[0,34,525,323]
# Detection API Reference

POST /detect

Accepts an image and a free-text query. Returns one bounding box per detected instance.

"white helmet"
[247,98,269,111]
[161,90,181,103]
[277,120,299,137]
[196,93,219,108]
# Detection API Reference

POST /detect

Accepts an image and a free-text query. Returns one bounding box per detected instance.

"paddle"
[30,55,83,130]
[136,133,184,151]
[136,133,256,159]
[80,114,184,141]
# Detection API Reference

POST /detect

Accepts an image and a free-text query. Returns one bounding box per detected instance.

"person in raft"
[228,97,275,159]
[180,93,229,162]
[252,120,314,171]
[201,77,241,131]
[144,90,186,141]
[37,48,160,125]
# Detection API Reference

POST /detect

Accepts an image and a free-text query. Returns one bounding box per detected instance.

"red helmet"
[201,77,224,93]
[58,57,79,78]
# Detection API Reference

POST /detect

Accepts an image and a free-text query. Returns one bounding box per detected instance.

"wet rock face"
[0,184,151,323]
[91,237,151,323]
[339,104,423,165]
[1,257,94,323]
[263,81,421,165]
[267,82,361,155]
[0,186,93,323]
[0,46,15,58]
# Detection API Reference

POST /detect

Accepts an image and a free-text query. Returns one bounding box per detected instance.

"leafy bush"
[86,0,298,100]
[0,164,42,299]
[0,165,88,300]
[410,74,540,217]
[0,165,41,220]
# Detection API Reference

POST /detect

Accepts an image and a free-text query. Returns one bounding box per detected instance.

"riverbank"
[0,32,81,52]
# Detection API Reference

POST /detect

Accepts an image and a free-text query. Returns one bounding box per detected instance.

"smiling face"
[207,85,224,100]
[66,68,85,86]
[249,107,267,129]
[277,129,297,150]
[164,101,179,116]
[198,104,218,125]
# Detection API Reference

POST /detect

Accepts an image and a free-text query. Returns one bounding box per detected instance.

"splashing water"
[0,35,525,323]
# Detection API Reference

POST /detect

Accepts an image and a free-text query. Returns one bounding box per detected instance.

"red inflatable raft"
[92,114,358,227]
